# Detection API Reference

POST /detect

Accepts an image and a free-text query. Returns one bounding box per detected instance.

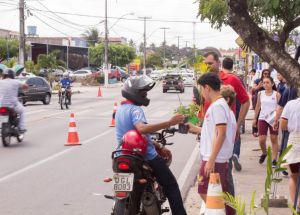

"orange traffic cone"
[65,113,81,146]
[109,102,117,127]
[205,173,226,215]
[97,86,102,97]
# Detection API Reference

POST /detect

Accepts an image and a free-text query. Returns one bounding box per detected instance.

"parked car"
[17,76,52,105]
[69,70,92,78]
[162,73,184,93]
[181,72,195,86]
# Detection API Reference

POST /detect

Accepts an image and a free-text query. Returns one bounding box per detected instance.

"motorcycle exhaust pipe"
[142,192,160,214]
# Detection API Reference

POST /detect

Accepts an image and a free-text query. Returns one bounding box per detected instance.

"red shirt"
[203,70,249,115]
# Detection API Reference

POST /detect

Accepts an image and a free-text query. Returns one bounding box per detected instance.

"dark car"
[162,73,185,93]
[17,76,52,105]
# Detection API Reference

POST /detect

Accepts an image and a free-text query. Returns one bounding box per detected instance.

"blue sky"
[0,0,238,49]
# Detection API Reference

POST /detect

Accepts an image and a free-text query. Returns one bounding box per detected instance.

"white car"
[69,70,92,78]
[181,72,195,86]
[150,71,161,80]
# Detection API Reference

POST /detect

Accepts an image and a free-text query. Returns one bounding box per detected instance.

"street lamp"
[109,12,134,31]
[104,0,134,87]
[160,27,169,71]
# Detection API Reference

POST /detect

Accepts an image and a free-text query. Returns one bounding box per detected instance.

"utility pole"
[19,0,25,65]
[104,0,109,87]
[177,36,182,65]
[184,41,189,69]
[160,27,169,71]
[139,16,151,75]
[193,22,196,59]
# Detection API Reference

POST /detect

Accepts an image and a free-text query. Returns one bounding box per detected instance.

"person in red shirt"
[203,52,250,198]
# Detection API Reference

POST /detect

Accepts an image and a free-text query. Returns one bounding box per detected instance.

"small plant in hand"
[174,103,200,125]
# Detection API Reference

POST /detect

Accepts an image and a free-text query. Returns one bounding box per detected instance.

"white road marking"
[0,129,113,183]
[26,109,47,115]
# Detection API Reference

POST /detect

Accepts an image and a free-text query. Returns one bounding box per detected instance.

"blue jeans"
[148,156,187,215]
[280,131,290,155]
[233,135,241,158]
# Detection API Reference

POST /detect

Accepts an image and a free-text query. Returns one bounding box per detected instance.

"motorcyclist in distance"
[115,75,187,215]
[59,73,72,105]
[0,68,28,133]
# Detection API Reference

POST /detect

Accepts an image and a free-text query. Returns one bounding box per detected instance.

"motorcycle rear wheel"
[113,193,140,215]
[2,133,11,147]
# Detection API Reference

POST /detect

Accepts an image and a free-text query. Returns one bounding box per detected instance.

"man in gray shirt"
[0,69,28,132]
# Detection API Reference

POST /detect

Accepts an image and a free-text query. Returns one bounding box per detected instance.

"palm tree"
[82,28,100,47]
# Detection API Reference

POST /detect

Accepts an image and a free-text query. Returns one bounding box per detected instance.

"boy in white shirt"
[188,73,236,215]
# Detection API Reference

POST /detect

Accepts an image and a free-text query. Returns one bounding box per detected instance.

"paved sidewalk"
[184,110,292,215]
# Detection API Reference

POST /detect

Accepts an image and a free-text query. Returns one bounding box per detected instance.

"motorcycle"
[59,87,71,110]
[104,127,178,215]
[0,107,24,147]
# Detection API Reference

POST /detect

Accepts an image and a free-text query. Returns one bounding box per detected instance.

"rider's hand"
[168,114,185,126]
[158,147,172,161]
[204,159,215,177]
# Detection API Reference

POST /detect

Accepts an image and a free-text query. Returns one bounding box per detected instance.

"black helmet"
[3,68,15,79]
[122,75,155,106]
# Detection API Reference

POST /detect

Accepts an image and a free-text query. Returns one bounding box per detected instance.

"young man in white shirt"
[188,73,236,215]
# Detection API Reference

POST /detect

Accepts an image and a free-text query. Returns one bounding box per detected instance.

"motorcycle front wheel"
[65,96,69,109]
[60,95,64,110]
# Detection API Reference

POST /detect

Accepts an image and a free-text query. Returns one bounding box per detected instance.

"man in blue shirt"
[59,74,72,105]
[115,75,187,215]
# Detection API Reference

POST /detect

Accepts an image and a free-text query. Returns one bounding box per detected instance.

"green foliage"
[0,38,19,61]
[146,53,163,68]
[37,50,65,71]
[24,60,39,75]
[82,27,100,47]
[89,44,136,67]
[4,58,17,68]
[174,103,200,125]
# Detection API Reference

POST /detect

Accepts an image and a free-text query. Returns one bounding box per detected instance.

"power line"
[27,8,206,24]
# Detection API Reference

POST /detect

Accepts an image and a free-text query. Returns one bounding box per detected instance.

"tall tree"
[197,0,300,89]
[0,38,19,62]
[82,27,100,47]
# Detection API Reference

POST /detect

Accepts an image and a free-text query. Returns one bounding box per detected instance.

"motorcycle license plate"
[0,116,8,123]
[113,173,134,192]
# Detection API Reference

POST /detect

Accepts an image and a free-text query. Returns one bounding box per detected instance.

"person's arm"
[187,123,201,135]
[135,114,185,134]
[253,92,261,127]
[237,100,250,130]
[273,105,283,130]
[205,125,226,176]
[280,118,288,131]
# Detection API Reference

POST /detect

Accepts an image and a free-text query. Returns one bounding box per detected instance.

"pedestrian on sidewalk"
[253,76,280,165]
[273,85,298,176]
[280,97,300,212]
[187,73,236,215]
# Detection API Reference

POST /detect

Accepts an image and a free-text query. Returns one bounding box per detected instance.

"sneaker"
[272,160,277,168]
[281,170,289,177]
[232,154,242,171]
[259,154,267,164]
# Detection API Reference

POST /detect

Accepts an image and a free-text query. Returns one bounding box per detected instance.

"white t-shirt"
[281,98,300,165]
[281,98,300,133]
[200,98,236,163]
[0,79,23,107]
[259,90,277,120]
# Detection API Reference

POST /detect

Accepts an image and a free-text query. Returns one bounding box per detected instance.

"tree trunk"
[227,0,300,92]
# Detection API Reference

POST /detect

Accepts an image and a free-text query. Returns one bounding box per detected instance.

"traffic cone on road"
[97,86,102,97]
[109,102,117,127]
[65,113,81,146]
[205,173,225,215]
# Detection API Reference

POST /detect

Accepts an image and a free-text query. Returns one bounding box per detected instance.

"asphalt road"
[0,84,199,215]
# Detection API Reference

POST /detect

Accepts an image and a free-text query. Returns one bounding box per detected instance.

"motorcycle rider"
[115,75,187,215]
[0,68,28,133]
[59,73,72,105]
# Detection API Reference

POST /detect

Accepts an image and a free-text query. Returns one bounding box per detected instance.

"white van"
[181,72,195,86]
